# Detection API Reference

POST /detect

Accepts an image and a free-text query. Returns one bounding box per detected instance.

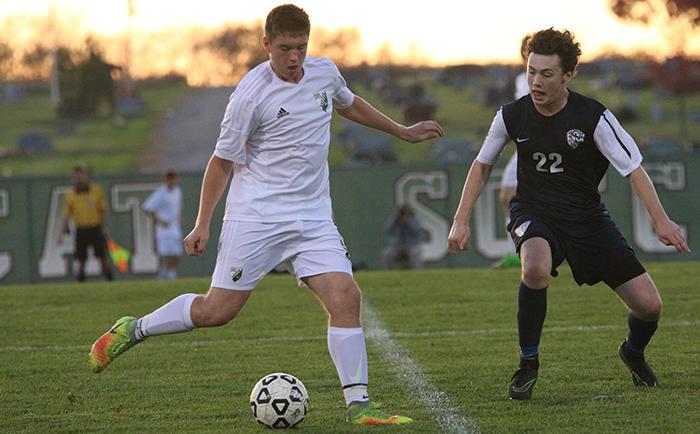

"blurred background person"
[382,204,423,269]
[143,169,183,280]
[495,33,531,269]
[59,165,113,282]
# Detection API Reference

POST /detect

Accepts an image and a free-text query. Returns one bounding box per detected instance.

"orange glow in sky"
[3,0,698,64]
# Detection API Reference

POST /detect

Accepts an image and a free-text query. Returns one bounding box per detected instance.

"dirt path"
[142,86,232,174]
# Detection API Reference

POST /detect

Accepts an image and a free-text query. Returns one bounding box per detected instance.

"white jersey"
[143,185,183,239]
[214,56,355,223]
[514,71,529,99]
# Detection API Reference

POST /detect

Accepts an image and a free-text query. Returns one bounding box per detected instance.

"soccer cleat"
[618,341,658,387]
[347,401,413,425]
[88,316,140,373]
[508,357,539,400]
[492,254,521,269]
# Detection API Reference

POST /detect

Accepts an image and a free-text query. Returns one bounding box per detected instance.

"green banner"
[1,154,698,284]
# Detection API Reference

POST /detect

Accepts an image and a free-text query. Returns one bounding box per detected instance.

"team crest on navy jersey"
[314,90,329,112]
[566,129,585,149]
[230,267,243,282]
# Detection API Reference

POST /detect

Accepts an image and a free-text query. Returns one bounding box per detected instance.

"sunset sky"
[3,0,698,65]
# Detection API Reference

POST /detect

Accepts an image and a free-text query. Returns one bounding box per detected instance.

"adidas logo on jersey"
[277,108,290,119]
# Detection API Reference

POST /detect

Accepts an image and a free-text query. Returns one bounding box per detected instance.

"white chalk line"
[362,301,480,434]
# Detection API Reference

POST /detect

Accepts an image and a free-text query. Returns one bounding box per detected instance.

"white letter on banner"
[474,168,512,259]
[395,171,449,262]
[0,189,11,279]
[111,183,160,273]
[632,162,687,253]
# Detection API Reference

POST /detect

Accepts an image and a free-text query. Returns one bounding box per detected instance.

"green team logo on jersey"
[314,90,329,112]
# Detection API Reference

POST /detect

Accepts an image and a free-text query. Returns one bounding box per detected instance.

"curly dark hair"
[520,34,532,62]
[526,28,581,73]
[265,4,310,40]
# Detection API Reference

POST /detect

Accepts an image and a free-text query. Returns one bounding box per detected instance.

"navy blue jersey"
[477,90,642,222]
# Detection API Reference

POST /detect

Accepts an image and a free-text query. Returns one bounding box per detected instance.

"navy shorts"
[507,207,646,289]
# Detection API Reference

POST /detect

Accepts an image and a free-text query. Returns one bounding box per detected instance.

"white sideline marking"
[362,301,480,434]
[2,319,699,353]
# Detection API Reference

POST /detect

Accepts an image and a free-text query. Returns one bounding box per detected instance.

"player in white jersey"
[142,169,183,279]
[88,4,443,426]
[495,34,531,268]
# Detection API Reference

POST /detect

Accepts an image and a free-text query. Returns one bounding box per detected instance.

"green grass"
[572,79,700,146]
[1,261,698,433]
[0,82,191,177]
[2,76,698,175]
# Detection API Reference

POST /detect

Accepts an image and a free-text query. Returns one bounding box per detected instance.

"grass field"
[3,74,698,176]
[0,81,190,177]
[1,262,699,433]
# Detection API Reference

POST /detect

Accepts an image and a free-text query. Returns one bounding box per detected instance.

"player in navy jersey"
[87,4,443,425]
[448,28,689,400]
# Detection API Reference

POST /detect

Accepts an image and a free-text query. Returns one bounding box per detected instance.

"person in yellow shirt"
[60,165,113,282]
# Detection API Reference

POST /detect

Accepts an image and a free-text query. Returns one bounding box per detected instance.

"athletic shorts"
[75,226,107,261]
[500,153,518,189]
[507,207,646,289]
[156,233,183,256]
[211,220,353,291]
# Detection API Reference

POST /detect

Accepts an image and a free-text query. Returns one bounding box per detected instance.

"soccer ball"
[250,372,309,429]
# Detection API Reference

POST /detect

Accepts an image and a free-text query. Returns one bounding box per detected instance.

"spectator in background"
[383,204,423,269]
[60,165,113,282]
[143,169,183,280]
[495,34,531,269]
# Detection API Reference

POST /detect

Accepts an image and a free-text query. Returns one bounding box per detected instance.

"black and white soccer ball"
[250,373,309,429]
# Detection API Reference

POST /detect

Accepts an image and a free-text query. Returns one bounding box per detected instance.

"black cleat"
[619,341,658,387]
[508,357,539,400]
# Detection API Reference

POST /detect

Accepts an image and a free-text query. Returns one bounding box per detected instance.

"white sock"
[135,293,196,340]
[327,326,369,406]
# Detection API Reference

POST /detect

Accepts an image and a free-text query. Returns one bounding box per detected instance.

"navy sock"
[518,282,547,359]
[626,313,658,354]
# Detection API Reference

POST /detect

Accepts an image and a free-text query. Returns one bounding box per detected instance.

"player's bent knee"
[326,284,361,318]
[637,299,663,321]
[521,263,550,288]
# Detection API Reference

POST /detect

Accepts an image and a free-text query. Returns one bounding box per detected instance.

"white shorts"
[211,220,353,291]
[156,234,183,256]
[501,153,518,189]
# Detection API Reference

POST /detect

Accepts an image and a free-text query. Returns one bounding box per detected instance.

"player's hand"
[401,120,444,143]
[447,219,471,254]
[655,218,690,253]
[184,225,209,256]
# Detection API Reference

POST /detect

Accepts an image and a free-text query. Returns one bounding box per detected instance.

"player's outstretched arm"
[335,95,443,143]
[628,166,690,253]
[184,155,233,256]
[448,160,494,254]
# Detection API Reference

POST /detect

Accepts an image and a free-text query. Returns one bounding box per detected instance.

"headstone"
[17,132,53,155]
